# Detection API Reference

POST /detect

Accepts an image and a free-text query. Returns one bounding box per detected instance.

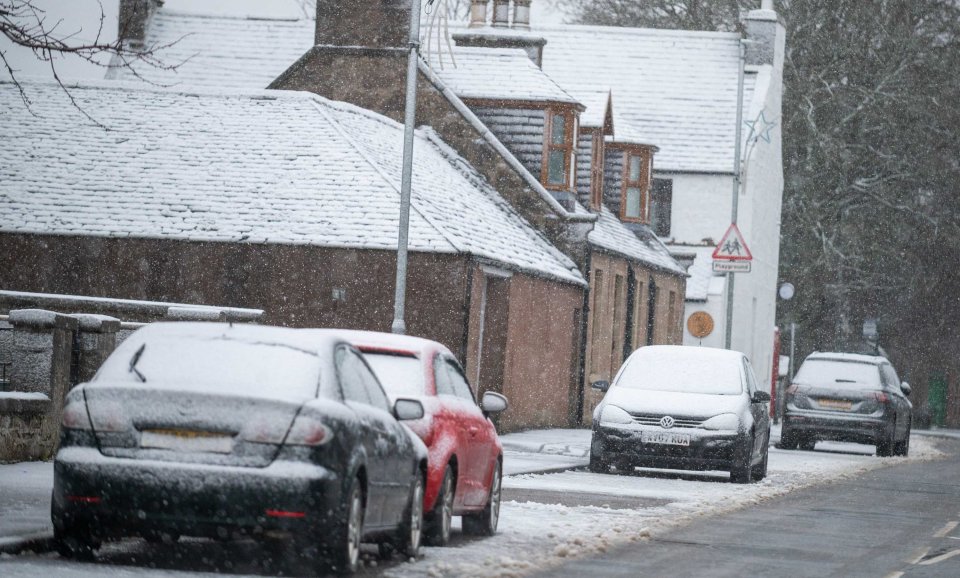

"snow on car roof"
[301,329,445,357]
[805,352,887,365]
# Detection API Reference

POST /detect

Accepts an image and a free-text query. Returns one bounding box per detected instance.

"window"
[650,178,673,236]
[434,356,456,396]
[621,149,650,222]
[444,359,476,402]
[337,347,390,412]
[544,108,575,189]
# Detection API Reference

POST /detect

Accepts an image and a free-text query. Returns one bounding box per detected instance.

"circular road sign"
[687,311,715,338]
[778,282,795,300]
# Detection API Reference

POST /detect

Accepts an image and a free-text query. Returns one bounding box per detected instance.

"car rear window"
[794,359,881,388]
[615,354,743,395]
[95,334,322,401]
[362,352,424,398]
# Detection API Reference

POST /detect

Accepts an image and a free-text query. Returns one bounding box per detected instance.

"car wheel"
[778,428,799,450]
[425,465,455,546]
[54,527,99,561]
[326,477,364,575]
[894,421,911,457]
[396,473,424,560]
[876,428,896,457]
[588,449,610,474]
[799,438,817,451]
[730,435,755,484]
[463,460,501,537]
[751,446,769,481]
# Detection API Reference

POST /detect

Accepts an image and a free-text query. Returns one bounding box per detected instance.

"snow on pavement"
[385,434,945,578]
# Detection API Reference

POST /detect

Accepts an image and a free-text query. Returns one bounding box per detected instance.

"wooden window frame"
[618,146,652,223]
[587,129,605,211]
[542,107,577,191]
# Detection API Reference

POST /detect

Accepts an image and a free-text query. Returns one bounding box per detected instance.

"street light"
[777,282,796,423]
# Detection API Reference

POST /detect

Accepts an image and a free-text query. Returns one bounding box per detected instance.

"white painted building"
[535,6,786,389]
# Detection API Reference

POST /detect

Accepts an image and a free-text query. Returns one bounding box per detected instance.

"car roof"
[299,328,448,357]
[805,352,887,365]
[629,344,746,362]
[130,322,341,353]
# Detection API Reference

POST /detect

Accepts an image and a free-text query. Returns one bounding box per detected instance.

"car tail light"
[265,509,306,518]
[67,495,101,505]
[874,392,890,403]
[62,402,93,431]
[88,401,132,433]
[284,415,332,447]
[786,384,799,395]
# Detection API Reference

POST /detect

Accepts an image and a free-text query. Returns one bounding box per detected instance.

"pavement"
[0,428,593,556]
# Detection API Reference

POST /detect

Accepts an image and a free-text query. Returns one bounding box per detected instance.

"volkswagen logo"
[660,416,675,429]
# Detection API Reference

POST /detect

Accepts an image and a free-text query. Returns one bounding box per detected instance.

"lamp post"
[391,0,429,335]
[778,282,796,423]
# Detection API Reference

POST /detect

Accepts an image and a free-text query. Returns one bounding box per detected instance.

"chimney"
[742,1,783,66]
[315,0,411,49]
[118,0,162,47]
[453,0,547,66]
[492,0,511,28]
[469,0,488,27]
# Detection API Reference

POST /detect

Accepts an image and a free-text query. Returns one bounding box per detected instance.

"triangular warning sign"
[712,223,753,261]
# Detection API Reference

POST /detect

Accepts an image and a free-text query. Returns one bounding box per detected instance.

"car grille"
[629,414,705,428]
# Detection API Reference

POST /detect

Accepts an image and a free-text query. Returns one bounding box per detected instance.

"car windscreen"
[794,359,881,388]
[362,352,424,398]
[94,335,321,401]
[615,355,743,395]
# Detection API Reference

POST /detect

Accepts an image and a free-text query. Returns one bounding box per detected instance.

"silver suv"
[780,352,912,456]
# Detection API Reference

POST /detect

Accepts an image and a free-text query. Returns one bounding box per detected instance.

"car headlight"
[702,413,740,431]
[599,404,634,425]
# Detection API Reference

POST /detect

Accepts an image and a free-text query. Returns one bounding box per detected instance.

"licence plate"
[641,431,691,446]
[818,399,853,411]
[140,429,234,454]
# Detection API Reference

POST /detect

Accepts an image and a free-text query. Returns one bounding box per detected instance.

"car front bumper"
[782,409,891,445]
[52,446,341,541]
[592,424,744,472]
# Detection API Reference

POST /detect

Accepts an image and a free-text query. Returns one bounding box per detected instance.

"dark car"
[780,352,912,456]
[52,323,428,574]
[328,330,507,546]
[589,345,771,484]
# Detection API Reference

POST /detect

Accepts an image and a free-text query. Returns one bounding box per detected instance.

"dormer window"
[543,108,576,190]
[620,147,651,222]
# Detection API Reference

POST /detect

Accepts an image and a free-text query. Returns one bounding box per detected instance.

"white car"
[589,345,771,484]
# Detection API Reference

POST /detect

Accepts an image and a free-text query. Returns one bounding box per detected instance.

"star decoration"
[744,111,777,144]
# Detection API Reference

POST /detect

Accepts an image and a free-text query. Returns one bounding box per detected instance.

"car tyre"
[425,465,455,546]
[326,477,364,575]
[799,438,817,451]
[777,428,799,450]
[730,435,755,484]
[893,421,911,457]
[396,473,424,560]
[751,446,769,481]
[876,428,896,457]
[588,447,610,474]
[463,460,501,537]
[54,527,99,561]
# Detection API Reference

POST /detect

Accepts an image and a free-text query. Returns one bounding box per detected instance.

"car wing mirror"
[393,398,425,421]
[481,392,508,416]
[591,380,611,392]
[900,381,911,397]
[752,391,771,403]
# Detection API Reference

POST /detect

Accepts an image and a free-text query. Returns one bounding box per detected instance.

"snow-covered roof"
[108,9,314,90]
[536,24,758,173]
[671,246,725,301]
[0,80,585,286]
[585,206,686,275]
[426,46,581,106]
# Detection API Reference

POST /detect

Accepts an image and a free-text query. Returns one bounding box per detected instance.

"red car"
[335,330,507,546]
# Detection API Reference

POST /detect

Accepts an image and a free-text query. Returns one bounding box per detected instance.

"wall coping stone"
[0,395,50,414]
[8,309,79,332]
[166,307,225,321]
[70,314,122,333]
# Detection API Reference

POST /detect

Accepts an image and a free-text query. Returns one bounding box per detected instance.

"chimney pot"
[492,0,511,28]
[469,0,488,28]
[514,0,531,30]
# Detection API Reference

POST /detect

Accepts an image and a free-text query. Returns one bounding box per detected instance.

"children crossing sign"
[712,223,752,273]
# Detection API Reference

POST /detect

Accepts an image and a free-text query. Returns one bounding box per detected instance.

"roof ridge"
[534,22,742,40]
[307,99,462,255]
[156,9,308,23]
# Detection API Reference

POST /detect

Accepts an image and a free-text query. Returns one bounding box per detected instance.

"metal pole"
[789,322,796,383]
[724,41,746,349]
[391,0,424,335]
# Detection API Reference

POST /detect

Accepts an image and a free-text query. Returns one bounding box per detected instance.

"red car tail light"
[67,495,101,504]
[87,401,131,433]
[265,509,306,518]
[62,402,94,431]
[874,391,890,403]
[284,415,332,447]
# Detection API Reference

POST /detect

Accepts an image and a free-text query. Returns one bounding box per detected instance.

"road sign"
[713,260,752,273]
[712,223,753,261]
[687,312,715,338]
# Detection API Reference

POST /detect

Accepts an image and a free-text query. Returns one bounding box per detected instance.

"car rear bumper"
[783,410,890,444]
[52,446,340,541]
[593,425,743,472]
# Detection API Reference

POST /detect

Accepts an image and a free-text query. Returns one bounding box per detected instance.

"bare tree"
[1,0,179,124]
[560,0,757,32]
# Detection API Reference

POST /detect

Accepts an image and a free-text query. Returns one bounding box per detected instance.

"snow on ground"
[386,433,945,578]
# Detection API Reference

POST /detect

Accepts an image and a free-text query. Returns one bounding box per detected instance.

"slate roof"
[108,9,314,90]
[425,46,581,105]
[536,24,757,173]
[584,206,686,276]
[0,80,585,286]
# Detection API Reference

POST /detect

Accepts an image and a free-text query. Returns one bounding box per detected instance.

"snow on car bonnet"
[94,323,322,402]
[615,346,743,395]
